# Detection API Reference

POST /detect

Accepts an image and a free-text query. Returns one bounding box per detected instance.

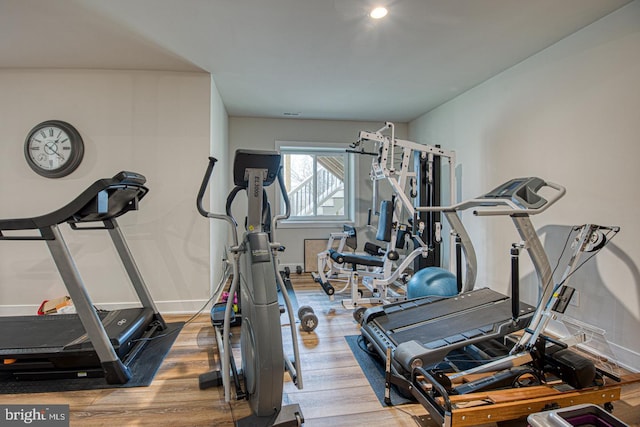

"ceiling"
[0,0,632,122]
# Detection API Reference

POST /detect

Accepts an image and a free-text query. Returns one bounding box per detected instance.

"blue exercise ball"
[407,267,458,299]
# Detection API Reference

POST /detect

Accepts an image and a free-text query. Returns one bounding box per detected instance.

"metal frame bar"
[45,224,131,383]
[107,218,163,323]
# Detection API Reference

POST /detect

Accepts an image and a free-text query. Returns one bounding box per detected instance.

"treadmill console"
[113,171,146,185]
[484,177,547,209]
[233,149,281,188]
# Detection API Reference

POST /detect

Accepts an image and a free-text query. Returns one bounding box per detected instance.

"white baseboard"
[0,299,213,317]
[608,341,640,373]
[154,299,213,315]
[95,299,214,315]
[0,304,41,316]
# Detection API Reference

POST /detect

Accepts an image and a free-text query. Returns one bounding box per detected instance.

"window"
[277,142,354,224]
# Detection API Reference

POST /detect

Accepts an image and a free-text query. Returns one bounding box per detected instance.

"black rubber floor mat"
[344,335,412,407]
[0,322,183,394]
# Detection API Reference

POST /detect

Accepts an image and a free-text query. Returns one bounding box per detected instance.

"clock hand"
[44,141,65,161]
[52,148,65,161]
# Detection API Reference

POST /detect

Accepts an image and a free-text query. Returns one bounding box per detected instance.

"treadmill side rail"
[107,219,166,329]
[46,224,131,384]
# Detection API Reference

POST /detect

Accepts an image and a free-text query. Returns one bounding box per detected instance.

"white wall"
[0,69,214,314]
[409,1,640,370]
[208,77,230,296]
[227,117,408,268]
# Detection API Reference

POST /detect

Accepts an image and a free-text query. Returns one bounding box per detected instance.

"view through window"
[279,146,352,222]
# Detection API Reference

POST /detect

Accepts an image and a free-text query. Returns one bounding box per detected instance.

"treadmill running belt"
[0,308,153,357]
[0,314,105,351]
[374,288,509,332]
[389,298,531,347]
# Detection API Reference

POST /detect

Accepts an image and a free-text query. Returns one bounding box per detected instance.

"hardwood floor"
[1,275,638,426]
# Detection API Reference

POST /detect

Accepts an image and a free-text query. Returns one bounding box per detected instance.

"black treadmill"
[362,288,536,376]
[0,172,166,384]
[360,177,566,377]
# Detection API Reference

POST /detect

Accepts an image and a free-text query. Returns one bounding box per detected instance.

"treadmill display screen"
[485,178,526,198]
[483,177,547,209]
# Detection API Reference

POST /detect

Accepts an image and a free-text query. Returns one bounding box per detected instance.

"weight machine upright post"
[455,235,463,293]
[413,150,441,271]
[431,148,442,267]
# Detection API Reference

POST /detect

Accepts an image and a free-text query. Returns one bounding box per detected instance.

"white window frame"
[276,141,356,228]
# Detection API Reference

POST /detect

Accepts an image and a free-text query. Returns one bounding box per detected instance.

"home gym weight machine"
[0,172,166,384]
[314,122,470,309]
[197,150,304,427]
[357,122,458,274]
[359,176,630,425]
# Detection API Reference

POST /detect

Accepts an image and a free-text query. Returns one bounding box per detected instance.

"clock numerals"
[29,127,70,169]
[24,120,84,178]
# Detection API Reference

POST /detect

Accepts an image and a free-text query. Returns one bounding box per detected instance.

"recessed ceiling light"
[370,6,388,19]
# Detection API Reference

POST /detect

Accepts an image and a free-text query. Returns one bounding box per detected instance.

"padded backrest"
[342,224,357,251]
[376,200,393,242]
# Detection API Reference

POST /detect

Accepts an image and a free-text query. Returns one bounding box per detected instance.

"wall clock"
[24,120,85,178]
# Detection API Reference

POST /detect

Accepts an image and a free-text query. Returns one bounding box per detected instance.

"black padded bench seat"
[328,248,385,268]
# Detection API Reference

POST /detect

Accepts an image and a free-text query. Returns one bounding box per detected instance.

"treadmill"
[359,177,566,378]
[0,172,167,384]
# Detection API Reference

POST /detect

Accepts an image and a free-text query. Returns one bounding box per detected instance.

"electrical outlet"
[569,290,580,307]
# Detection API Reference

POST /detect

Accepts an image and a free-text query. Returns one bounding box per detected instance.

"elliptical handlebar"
[270,166,290,243]
[196,157,217,218]
[196,156,239,247]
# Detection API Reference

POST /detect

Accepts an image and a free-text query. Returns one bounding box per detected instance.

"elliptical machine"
[197,150,304,427]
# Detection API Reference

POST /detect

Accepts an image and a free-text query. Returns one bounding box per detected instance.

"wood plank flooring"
[1,275,638,426]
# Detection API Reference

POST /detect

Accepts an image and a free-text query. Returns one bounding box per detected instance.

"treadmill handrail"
[416,180,566,216]
[0,172,148,232]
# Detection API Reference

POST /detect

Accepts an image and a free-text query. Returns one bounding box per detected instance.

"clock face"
[24,120,84,178]
[27,126,73,170]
